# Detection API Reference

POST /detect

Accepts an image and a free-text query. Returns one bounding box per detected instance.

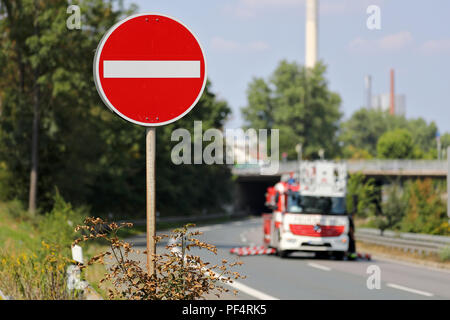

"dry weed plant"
[0,242,81,300]
[73,217,245,300]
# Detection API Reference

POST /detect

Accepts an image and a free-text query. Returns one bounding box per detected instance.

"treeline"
[241,60,450,160]
[0,0,231,218]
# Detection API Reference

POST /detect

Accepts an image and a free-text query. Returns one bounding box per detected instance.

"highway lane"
[127,217,450,300]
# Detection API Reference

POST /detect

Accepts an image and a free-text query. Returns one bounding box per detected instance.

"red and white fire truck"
[263,161,355,259]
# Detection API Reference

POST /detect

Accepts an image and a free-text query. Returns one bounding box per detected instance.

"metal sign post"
[146,127,156,275]
[296,143,302,182]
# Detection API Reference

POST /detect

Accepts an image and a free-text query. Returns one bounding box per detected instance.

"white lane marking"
[103,60,201,78]
[386,283,434,297]
[213,272,279,300]
[169,238,279,300]
[308,262,332,271]
[370,255,450,274]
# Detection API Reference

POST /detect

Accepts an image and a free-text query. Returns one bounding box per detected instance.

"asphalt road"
[127,217,450,300]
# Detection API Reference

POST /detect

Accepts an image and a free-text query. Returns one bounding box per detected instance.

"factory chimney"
[305,0,318,69]
[390,69,395,115]
[365,75,372,109]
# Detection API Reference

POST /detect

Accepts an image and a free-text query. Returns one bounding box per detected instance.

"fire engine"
[263,161,356,259]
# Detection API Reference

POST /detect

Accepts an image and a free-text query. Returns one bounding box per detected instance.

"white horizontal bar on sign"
[103,60,201,78]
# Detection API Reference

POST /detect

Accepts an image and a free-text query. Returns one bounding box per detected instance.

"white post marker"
[72,244,84,264]
[93,13,207,276]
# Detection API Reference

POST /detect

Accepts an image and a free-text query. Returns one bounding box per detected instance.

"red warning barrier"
[230,246,276,256]
[230,246,265,254]
[356,252,372,260]
[230,246,372,260]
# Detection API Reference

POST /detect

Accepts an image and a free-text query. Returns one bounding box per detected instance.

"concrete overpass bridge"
[232,159,448,178]
[231,159,449,216]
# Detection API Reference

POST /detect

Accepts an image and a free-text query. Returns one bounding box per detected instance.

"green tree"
[346,173,378,218]
[407,118,439,154]
[376,128,419,159]
[0,1,233,218]
[340,108,439,158]
[241,60,342,159]
[0,0,135,212]
[340,109,393,157]
[441,133,450,155]
[341,145,373,160]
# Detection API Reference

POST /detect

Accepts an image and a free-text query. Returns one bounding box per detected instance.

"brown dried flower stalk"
[73,218,244,300]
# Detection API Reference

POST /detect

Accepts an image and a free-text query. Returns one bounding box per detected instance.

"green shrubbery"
[0,193,87,299]
[373,182,408,234]
[0,241,80,299]
[346,173,378,218]
[350,175,449,236]
[38,192,87,253]
[400,179,449,235]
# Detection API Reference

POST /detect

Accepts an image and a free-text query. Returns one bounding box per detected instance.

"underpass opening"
[234,176,281,216]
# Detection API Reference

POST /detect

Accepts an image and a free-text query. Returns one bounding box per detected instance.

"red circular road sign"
[93,13,207,126]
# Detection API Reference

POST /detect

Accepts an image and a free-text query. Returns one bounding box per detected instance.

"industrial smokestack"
[365,75,372,109]
[390,69,395,115]
[305,0,318,69]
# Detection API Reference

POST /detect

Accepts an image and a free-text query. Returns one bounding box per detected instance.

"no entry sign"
[93,13,207,126]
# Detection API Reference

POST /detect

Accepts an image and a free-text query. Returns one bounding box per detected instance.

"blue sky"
[124,0,450,133]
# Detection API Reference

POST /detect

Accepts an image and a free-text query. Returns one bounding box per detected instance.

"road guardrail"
[355,228,450,255]
[118,212,233,227]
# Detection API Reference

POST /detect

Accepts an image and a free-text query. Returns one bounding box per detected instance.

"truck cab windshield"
[287,192,346,215]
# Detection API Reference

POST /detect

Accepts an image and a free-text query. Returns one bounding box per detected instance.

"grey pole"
[296,144,302,182]
[437,138,441,160]
[146,127,156,276]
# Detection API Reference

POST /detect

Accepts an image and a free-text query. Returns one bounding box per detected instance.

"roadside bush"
[439,246,450,262]
[2,199,29,221]
[373,182,407,233]
[400,179,449,235]
[74,218,244,300]
[0,193,88,299]
[39,192,87,253]
[0,162,13,200]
